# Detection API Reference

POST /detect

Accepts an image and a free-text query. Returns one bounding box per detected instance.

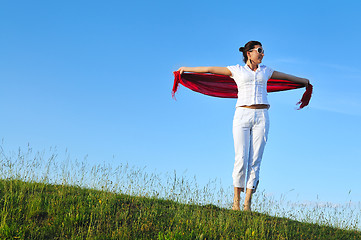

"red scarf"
[172,71,313,109]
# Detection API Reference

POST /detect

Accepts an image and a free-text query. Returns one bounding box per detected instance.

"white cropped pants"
[232,107,269,193]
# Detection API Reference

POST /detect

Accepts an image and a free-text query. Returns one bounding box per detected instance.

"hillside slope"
[0,179,360,239]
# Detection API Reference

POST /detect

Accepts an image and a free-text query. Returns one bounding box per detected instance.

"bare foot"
[243,205,251,212]
[232,200,240,211]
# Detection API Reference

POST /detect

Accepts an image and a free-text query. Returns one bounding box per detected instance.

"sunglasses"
[249,47,264,54]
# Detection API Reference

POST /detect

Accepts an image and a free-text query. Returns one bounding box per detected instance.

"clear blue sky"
[1,0,361,205]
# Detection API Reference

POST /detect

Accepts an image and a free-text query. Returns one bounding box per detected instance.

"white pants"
[232,107,269,192]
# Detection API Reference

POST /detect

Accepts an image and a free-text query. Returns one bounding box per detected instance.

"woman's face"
[247,44,264,64]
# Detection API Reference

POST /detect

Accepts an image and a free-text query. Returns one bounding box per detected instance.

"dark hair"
[239,41,262,63]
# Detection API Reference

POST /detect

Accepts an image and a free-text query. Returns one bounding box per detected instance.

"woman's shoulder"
[259,65,274,78]
[227,64,246,75]
[227,64,241,68]
[227,64,245,70]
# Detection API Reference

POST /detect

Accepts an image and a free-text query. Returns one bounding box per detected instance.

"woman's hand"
[304,78,310,88]
[300,78,310,87]
[177,67,187,74]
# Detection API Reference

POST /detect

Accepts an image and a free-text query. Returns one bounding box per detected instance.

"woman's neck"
[246,60,258,71]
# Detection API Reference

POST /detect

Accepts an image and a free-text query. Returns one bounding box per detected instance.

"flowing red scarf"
[172,71,313,109]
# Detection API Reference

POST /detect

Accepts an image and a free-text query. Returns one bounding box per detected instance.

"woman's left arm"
[271,71,310,87]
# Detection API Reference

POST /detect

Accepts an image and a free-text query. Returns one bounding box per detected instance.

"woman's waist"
[235,97,270,109]
[239,104,270,109]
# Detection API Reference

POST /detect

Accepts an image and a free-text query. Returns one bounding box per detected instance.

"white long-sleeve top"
[227,64,274,107]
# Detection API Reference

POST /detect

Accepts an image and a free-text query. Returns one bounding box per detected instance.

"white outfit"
[227,64,274,192]
[227,64,273,107]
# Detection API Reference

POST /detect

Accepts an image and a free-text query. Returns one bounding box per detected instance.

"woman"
[177,41,310,211]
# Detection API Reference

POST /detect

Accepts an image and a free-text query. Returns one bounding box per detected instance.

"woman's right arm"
[177,66,232,76]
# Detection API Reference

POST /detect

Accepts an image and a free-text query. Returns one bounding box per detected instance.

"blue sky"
[1,0,361,205]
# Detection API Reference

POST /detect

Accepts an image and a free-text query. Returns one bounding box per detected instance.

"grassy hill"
[0,179,360,240]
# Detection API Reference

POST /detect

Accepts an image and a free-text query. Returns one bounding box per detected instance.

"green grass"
[0,179,360,240]
[0,145,360,239]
